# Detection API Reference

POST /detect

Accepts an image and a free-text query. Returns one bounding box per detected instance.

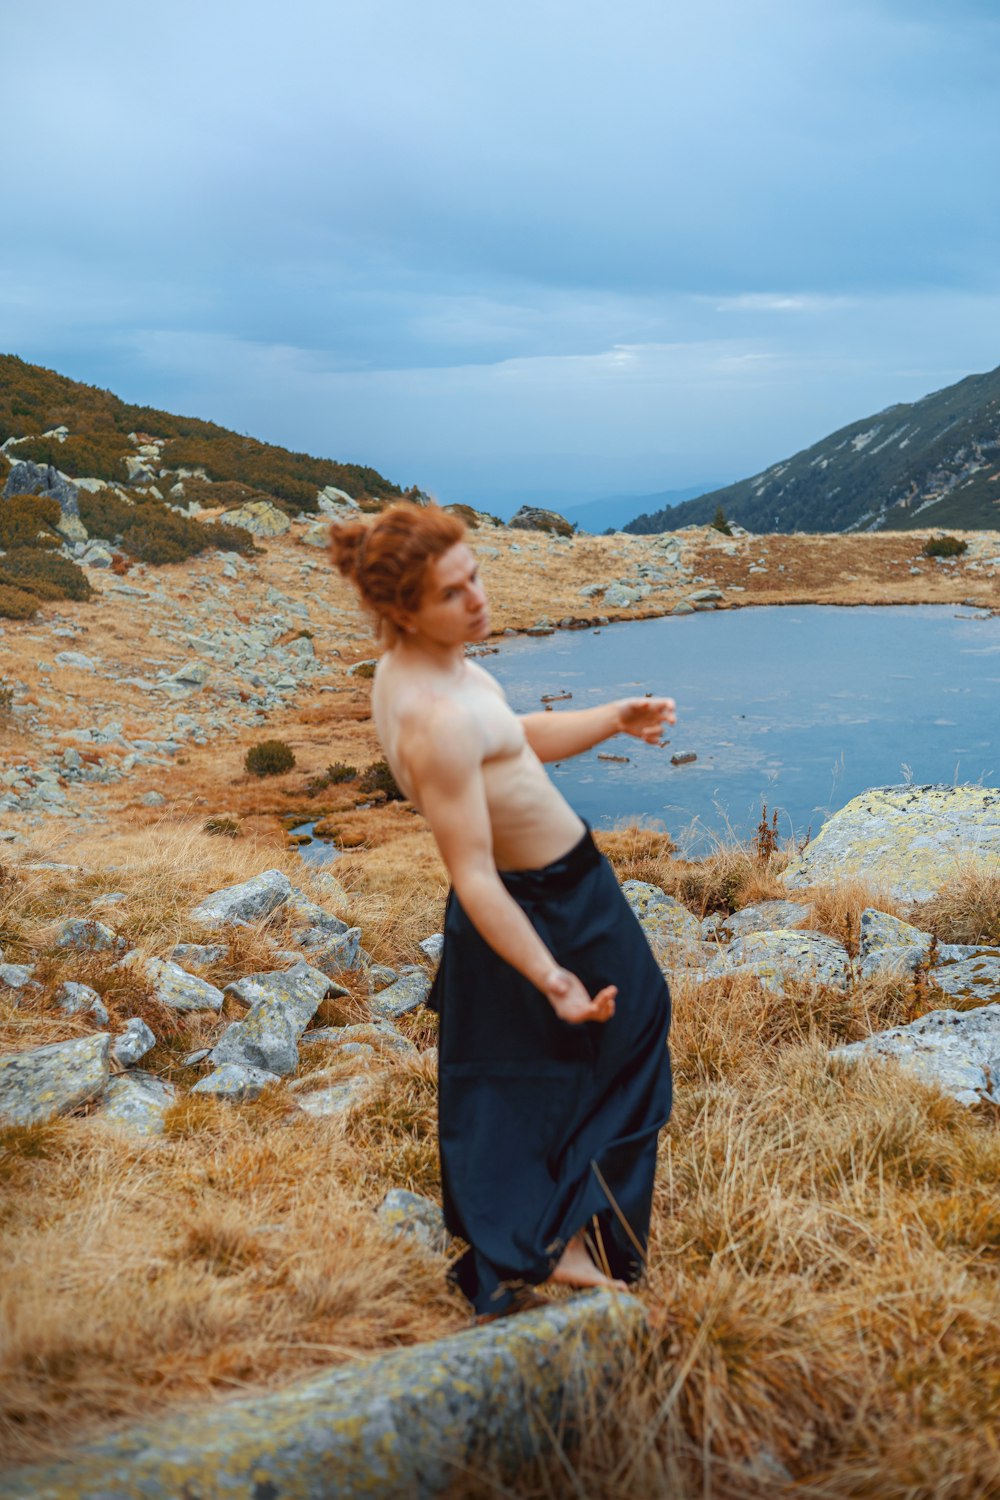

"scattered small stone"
[99,1071,176,1136]
[0,1033,110,1126]
[367,963,400,991]
[55,917,124,952]
[0,962,39,992]
[419,933,444,962]
[137,957,225,1013]
[170,942,227,969]
[716,900,814,940]
[300,1021,418,1057]
[308,927,363,977]
[377,1188,448,1253]
[294,1074,376,1117]
[670,751,697,766]
[112,1017,157,1067]
[55,980,110,1027]
[369,968,432,1019]
[191,1063,281,1101]
[141,791,166,807]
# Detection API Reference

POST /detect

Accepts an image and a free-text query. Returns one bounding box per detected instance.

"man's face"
[403,542,490,644]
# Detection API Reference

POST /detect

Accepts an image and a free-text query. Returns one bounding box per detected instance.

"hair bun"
[328,520,369,582]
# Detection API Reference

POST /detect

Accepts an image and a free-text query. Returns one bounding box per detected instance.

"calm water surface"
[487,605,1000,853]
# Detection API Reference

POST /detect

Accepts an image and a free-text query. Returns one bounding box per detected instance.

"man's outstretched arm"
[521,696,676,763]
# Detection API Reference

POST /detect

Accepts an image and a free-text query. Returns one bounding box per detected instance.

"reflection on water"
[288,822,342,864]
[489,605,1000,854]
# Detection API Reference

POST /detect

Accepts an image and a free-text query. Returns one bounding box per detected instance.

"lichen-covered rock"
[142,957,224,1013]
[0,962,40,992]
[367,963,400,991]
[308,926,363,977]
[112,1017,157,1067]
[300,1021,418,1057]
[55,917,123,952]
[509,504,574,537]
[369,967,431,1019]
[858,908,934,979]
[0,1290,646,1500]
[191,1063,281,1101]
[190,869,292,926]
[721,930,851,994]
[834,1002,1000,1106]
[286,890,350,948]
[295,1073,376,1117]
[220,499,291,536]
[930,950,1000,1007]
[377,1188,448,1253]
[213,960,333,1075]
[419,933,444,961]
[782,784,1000,903]
[55,981,110,1028]
[0,1033,110,1126]
[99,1071,176,1136]
[169,942,227,969]
[717,900,813,939]
[621,881,702,944]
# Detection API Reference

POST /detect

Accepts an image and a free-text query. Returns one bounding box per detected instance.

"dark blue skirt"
[428,824,672,1316]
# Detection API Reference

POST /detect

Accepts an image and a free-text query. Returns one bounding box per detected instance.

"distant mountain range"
[624,363,1000,535]
[558,484,722,534]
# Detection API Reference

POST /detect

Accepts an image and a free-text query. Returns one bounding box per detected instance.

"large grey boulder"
[190,869,291,926]
[0,1033,110,1126]
[621,881,702,945]
[99,1072,176,1136]
[834,1002,1000,1107]
[3,459,80,516]
[369,968,431,1019]
[220,499,290,536]
[1,1290,645,1500]
[212,960,333,1075]
[719,929,852,994]
[782,784,1000,903]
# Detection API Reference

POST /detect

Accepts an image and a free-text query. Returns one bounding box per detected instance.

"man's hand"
[615,696,677,744]
[543,967,617,1024]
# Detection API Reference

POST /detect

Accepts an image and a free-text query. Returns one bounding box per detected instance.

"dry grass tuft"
[912,859,1000,946]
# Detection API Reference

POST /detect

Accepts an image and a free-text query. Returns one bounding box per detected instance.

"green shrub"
[357,758,405,802]
[78,490,259,564]
[349,659,377,680]
[0,494,63,550]
[13,432,131,483]
[244,739,296,777]
[0,548,93,601]
[711,505,733,536]
[923,534,967,558]
[0,678,14,716]
[0,583,39,620]
[306,762,358,796]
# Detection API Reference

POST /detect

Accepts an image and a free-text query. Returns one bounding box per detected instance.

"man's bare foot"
[546,1233,628,1292]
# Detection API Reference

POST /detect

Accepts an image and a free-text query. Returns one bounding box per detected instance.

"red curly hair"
[328,500,467,644]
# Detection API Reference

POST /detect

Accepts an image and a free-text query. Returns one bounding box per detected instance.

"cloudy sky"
[3,0,999,513]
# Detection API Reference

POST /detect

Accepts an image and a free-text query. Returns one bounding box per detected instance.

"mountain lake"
[485,604,1000,855]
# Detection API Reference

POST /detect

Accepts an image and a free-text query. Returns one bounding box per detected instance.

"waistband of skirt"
[496,822,602,899]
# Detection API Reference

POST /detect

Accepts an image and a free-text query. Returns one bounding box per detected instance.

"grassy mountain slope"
[0,354,402,512]
[625,363,1000,535]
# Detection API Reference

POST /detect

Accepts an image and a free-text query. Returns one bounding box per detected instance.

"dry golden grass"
[3,822,1000,1493]
[911,859,1000,946]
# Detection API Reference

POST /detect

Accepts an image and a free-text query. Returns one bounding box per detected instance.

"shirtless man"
[333,502,675,1313]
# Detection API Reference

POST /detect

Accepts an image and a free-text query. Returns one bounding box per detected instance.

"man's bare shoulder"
[466,660,507,700]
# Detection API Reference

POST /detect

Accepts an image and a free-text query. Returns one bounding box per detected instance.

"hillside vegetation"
[0,354,403,511]
[626,362,1000,536]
